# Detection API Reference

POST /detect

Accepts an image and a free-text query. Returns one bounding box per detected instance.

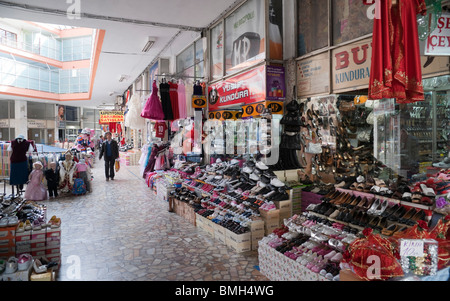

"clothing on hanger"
[160,81,174,121]
[141,81,165,121]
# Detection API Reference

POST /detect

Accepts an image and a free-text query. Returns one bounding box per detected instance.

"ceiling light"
[119,75,129,82]
[142,37,156,52]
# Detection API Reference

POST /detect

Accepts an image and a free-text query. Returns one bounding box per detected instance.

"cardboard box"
[45,246,61,255]
[275,200,292,210]
[0,226,15,240]
[46,237,61,248]
[30,240,46,249]
[226,230,251,244]
[251,230,265,242]
[0,238,15,248]
[15,231,32,242]
[250,220,265,232]
[259,209,280,222]
[0,246,15,257]
[31,229,46,242]
[215,232,227,245]
[46,229,61,239]
[227,240,251,253]
[30,271,55,281]
[31,247,46,257]
[339,269,365,281]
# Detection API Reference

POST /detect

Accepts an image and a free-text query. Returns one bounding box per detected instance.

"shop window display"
[332,0,373,45]
[297,0,329,57]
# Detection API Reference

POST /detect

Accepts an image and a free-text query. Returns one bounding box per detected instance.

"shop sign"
[208,110,242,121]
[297,52,330,97]
[27,119,47,129]
[425,13,450,56]
[266,66,286,101]
[242,101,283,118]
[0,119,9,128]
[332,38,372,93]
[99,111,124,123]
[192,95,207,109]
[208,65,266,111]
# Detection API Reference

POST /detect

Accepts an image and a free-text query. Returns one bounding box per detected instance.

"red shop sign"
[208,65,266,111]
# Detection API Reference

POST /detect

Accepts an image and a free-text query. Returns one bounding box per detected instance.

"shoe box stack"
[172,198,196,226]
[15,226,61,270]
[156,179,175,203]
[196,214,266,253]
[0,226,16,259]
[119,150,141,166]
[259,208,280,235]
[285,181,304,215]
[258,236,321,281]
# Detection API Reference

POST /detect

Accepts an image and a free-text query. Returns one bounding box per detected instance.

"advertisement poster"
[225,0,265,75]
[425,13,450,56]
[100,111,124,123]
[266,66,286,101]
[297,52,330,97]
[208,65,266,111]
[332,38,372,93]
[57,105,65,129]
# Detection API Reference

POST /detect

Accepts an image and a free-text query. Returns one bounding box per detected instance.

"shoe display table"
[258,238,330,281]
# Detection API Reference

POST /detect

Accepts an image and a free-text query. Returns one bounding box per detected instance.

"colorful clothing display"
[177,81,187,120]
[366,0,427,103]
[169,81,180,121]
[141,81,165,121]
[160,81,174,121]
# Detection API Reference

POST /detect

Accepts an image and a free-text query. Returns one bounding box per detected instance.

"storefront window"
[27,103,54,120]
[210,22,224,80]
[225,0,265,75]
[297,0,329,57]
[332,0,373,45]
[269,0,283,60]
[176,40,205,80]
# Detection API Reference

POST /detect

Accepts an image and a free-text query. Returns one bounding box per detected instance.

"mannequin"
[8,134,34,196]
[59,152,76,193]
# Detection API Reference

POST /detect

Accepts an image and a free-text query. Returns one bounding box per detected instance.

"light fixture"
[119,75,129,82]
[142,37,156,52]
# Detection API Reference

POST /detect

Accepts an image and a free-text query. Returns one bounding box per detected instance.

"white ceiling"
[0,0,241,108]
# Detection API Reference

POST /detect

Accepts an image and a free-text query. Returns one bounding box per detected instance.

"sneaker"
[18,254,32,271]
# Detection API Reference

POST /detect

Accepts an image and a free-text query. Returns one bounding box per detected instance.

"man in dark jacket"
[99,132,119,181]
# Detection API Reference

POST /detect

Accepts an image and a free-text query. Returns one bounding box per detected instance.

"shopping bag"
[72,178,86,195]
[115,160,120,172]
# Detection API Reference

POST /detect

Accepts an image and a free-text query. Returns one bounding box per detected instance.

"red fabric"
[368,0,427,103]
[169,82,180,121]
[155,121,167,139]
[109,123,117,133]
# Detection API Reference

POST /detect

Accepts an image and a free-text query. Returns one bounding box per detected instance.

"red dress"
[169,82,180,121]
[367,0,427,103]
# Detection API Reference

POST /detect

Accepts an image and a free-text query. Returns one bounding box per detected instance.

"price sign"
[400,239,424,257]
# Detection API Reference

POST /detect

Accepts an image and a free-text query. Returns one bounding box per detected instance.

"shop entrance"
[28,128,46,144]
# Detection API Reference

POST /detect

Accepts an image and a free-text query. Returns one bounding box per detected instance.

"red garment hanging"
[366,0,427,103]
[109,122,117,133]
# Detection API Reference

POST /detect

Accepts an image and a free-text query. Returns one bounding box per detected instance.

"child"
[44,162,59,198]
[76,159,92,192]
[24,161,48,201]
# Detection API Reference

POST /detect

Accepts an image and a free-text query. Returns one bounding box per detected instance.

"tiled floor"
[38,159,268,281]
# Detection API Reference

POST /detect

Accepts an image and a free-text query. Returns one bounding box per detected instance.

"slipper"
[420,184,436,197]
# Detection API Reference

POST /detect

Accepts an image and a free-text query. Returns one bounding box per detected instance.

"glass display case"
[374,75,450,180]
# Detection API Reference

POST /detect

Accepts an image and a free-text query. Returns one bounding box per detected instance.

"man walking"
[99,132,119,181]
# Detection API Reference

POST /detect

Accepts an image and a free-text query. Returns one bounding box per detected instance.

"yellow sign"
[208,110,242,121]
[100,111,124,123]
[242,101,284,118]
[192,95,207,109]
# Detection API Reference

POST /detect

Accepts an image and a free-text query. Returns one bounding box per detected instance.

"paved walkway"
[39,158,267,281]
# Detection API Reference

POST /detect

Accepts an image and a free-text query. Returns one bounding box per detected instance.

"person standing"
[99,132,119,181]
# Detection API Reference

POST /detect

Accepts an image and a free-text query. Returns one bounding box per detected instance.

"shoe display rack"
[0,199,60,281]
[161,158,296,254]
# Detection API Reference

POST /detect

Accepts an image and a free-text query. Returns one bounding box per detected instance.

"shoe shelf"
[335,188,435,211]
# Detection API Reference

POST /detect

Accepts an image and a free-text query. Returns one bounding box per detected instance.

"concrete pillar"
[15,100,28,139]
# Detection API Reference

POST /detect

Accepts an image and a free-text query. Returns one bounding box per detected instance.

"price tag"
[400,239,424,257]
